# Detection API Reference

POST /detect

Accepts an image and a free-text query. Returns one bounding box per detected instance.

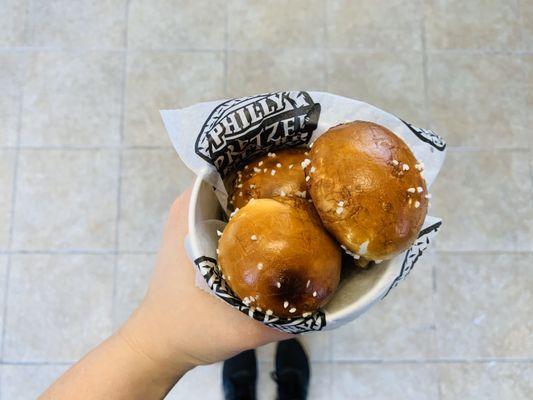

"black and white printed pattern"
[194,256,327,333]
[381,221,442,299]
[402,120,446,151]
[194,91,321,177]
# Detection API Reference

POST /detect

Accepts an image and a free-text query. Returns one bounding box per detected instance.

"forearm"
[39,328,191,400]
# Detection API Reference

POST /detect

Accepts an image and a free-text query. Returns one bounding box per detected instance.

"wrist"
[118,301,198,379]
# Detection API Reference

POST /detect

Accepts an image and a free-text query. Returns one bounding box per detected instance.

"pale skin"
[41,188,291,399]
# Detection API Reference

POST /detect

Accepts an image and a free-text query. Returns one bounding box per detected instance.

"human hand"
[119,187,292,375]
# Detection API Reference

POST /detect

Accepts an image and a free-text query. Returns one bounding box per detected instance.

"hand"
[41,188,291,400]
[119,187,292,373]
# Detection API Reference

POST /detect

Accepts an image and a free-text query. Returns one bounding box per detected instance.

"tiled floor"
[0,1,532,399]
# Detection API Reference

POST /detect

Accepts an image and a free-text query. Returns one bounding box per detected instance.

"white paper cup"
[166,91,445,333]
[186,170,440,332]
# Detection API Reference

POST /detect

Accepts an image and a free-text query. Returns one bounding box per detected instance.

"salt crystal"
[283,301,289,308]
[301,159,311,169]
[271,170,276,176]
[359,240,369,255]
[289,308,296,313]
[251,235,257,241]
[257,262,263,270]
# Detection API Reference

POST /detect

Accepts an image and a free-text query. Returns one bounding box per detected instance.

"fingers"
[167,187,193,230]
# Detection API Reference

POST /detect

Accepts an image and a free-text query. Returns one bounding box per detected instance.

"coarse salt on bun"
[217,198,341,318]
[230,148,308,210]
[305,121,428,261]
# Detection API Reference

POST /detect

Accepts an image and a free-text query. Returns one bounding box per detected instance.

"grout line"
[1,46,532,55]
[322,0,329,90]
[9,145,173,150]
[0,52,28,365]
[0,249,530,256]
[311,358,533,365]
[223,1,229,97]
[446,147,530,153]
[111,0,131,328]
[434,250,533,255]
[420,0,431,129]
[2,358,531,367]
[0,145,529,152]
[0,250,157,256]
[0,361,73,367]
[516,0,526,51]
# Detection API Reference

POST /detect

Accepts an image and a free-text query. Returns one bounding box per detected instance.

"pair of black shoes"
[222,339,310,400]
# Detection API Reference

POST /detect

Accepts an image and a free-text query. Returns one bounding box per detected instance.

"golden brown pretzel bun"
[218,198,341,318]
[306,121,428,261]
[230,148,308,210]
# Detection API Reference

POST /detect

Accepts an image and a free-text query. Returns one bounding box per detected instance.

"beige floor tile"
[257,332,332,363]
[0,0,27,46]
[256,361,277,400]
[522,0,533,50]
[124,51,224,146]
[0,53,25,146]
[438,362,533,400]
[330,363,438,399]
[165,363,223,399]
[12,149,118,251]
[425,0,522,50]
[128,0,225,50]
[431,151,531,252]
[115,253,155,327]
[119,149,194,251]
[327,50,426,126]
[327,0,422,51]
[332,252,437,360]
[1,364,70,400]
[26,0,126,48]
[227,50,326,98]
[4,254,114,362]
[228,0,325,49]
[20,51,123,147]
[434,253,533,359]
[0,150,15,250]
[427,53,527,148]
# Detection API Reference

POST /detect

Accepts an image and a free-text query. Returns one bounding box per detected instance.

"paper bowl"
[187,170,417,332]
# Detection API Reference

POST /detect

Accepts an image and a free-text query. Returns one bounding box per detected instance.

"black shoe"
[272,339,310,400]
[222,350,257,400]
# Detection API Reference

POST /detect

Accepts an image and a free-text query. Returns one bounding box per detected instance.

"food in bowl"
[217,120,429,317]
